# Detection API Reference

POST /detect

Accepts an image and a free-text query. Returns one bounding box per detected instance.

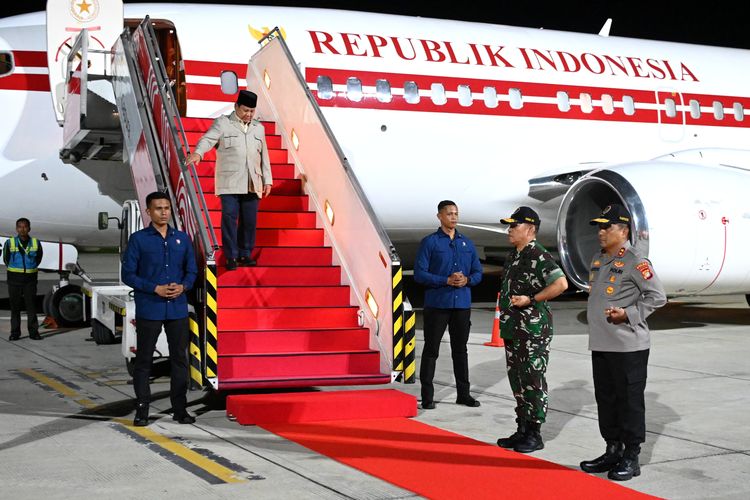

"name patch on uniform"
[606,286,615,295]
[613,261,625,268]
[636,261,653,280]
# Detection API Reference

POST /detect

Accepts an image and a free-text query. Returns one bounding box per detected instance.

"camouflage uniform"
[499,240,564,424]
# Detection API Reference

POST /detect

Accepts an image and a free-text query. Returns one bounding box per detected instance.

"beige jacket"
[193,113,272,196]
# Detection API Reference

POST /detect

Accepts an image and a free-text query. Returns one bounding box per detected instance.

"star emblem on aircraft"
[70,0,99,22]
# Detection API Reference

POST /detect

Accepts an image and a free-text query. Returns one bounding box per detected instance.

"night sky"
[7,1,750,50]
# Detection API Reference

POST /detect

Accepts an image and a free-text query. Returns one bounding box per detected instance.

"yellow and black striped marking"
[18,368,254,484]
[108,302,126,316]
[188,312,202,389]
[391,264,404,377]
[205,264,219,386]
[403,308,416,384]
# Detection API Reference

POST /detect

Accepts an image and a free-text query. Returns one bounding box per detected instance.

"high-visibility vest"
[6,237,40,273]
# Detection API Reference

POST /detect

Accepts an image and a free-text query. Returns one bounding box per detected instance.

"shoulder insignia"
[636,261,653,280]
[593,260,600,267]
[617,247,626,257]
[613,261,625,268]
[606,286,615,295]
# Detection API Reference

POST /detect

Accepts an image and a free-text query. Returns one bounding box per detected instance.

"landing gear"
[51,284,87,327]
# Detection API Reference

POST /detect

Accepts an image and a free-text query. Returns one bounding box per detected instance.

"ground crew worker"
[185,90,273,271]
[122,192,198,426]
[414,200,483,410]
[3,218,43,341]
[495,207,567,453]
[579,203,666,481]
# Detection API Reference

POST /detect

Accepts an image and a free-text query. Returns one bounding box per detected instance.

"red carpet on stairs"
[182,116,391,389]
[261,417,659,500]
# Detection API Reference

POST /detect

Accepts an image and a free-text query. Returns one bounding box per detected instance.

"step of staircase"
[217,328,370,354]
[219,350,381,379]
[199,177,301,195]
[182,117,276,135]
[217,285,351,307]
[226,389,417,425]
[214,228,324,247]
[195,161,295,179]
[200,147,287,163]
[185,131,282,149]
[218,373,392,390]
[209,210,317,229]
[215,247,332,266]
[204,195,309,212]
[218,306,359,330]
[218,266,342,286]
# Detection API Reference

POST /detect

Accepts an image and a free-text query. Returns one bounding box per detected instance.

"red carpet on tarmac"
[261,417,659,500]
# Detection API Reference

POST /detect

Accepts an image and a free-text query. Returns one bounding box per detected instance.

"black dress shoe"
[9,334,21,341]
[456,396,481,407]
[133,403,149,426]
[173,412,196,424]
[580,442,624,473]
[237,256,257,267]
[29,333,42,340]
[608,456,640,481]
[421,401,436,410]
[225,258,238,271]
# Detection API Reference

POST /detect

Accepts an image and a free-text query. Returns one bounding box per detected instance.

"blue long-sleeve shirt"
[121,225,198,320]
[414,228,483,309]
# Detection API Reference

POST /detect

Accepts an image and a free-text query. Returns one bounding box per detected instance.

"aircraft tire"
[91,318,116,345]
[51,284,88,328]
[42,289,54,316]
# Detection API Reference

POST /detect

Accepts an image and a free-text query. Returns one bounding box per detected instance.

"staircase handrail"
[257,28,399,262]
[138,17,219,260]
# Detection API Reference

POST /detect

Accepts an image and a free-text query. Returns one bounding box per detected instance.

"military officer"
[580,203,666,481]
[186,90,273,270]
[496,207,568,453]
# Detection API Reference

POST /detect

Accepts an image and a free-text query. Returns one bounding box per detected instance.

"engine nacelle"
[557,160,750,296]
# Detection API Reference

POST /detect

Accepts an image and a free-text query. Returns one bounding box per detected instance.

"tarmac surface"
[1,256,749,499]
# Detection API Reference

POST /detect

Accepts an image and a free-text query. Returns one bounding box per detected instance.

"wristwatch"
[528,296,536,306]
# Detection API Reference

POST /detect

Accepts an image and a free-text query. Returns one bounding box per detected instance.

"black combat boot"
[608,446,641,481]
[580,441,624,473]
[513,421,544,453]
[133,402,149,426]
[497,420,527,449]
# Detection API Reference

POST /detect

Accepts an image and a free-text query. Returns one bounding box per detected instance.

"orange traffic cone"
[484,292,504,347]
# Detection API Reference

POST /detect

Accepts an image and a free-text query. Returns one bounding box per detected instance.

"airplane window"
[622,95,635,116]
[509,88,523,109]
[601,94,615,115]
[316,75,334,100]
[431,83,447,105]
[689,99,701,119]
[733,102,744,121]
[579,92,593,114]
[483,86,498,108]
[404,81,420,104]
[0,52,12,77]
[376,79,392,103]
[713,101,724,120]
[458,85,473,107]
[346,77,363,102]
[219,71,238,95]
[664,98,677,118]
[556,91,570,112]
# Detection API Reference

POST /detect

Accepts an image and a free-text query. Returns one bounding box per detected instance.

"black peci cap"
[236,90,257,108]
[500,206,540,226]
[590,203,631,226]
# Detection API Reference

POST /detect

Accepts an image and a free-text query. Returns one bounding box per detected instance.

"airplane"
[2,1,750,323]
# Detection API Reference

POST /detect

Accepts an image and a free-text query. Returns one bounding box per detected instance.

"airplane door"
[655,88,685,142]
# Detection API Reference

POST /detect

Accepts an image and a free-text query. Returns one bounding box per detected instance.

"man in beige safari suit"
[186,90,272,270]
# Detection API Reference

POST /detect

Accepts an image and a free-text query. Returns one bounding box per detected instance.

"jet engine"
[556,158,750,296]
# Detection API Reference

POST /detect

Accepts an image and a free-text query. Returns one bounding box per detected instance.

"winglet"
[598,18,612,37]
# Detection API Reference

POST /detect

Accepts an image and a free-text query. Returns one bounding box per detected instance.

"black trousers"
[133,317,190,412]
[592,349,650,450]
[8,278,39,336]
[420,307,472,402]
[220,193,260,260]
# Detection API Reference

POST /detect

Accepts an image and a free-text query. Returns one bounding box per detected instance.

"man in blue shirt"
[122,192,198,426]
[414,200,483,410]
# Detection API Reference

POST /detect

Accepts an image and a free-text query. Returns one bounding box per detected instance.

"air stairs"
[58,21,416,391]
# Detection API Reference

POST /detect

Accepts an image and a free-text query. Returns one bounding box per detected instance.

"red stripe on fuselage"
[0,74,50,92]
[12,50,48,67]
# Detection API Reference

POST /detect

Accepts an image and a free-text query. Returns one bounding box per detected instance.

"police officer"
[185,90,273,271]
[495,207,567,453]
[122,192,198,426]
[580,204,666,481]
[3,218,43,340]
[414,200,483,410]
